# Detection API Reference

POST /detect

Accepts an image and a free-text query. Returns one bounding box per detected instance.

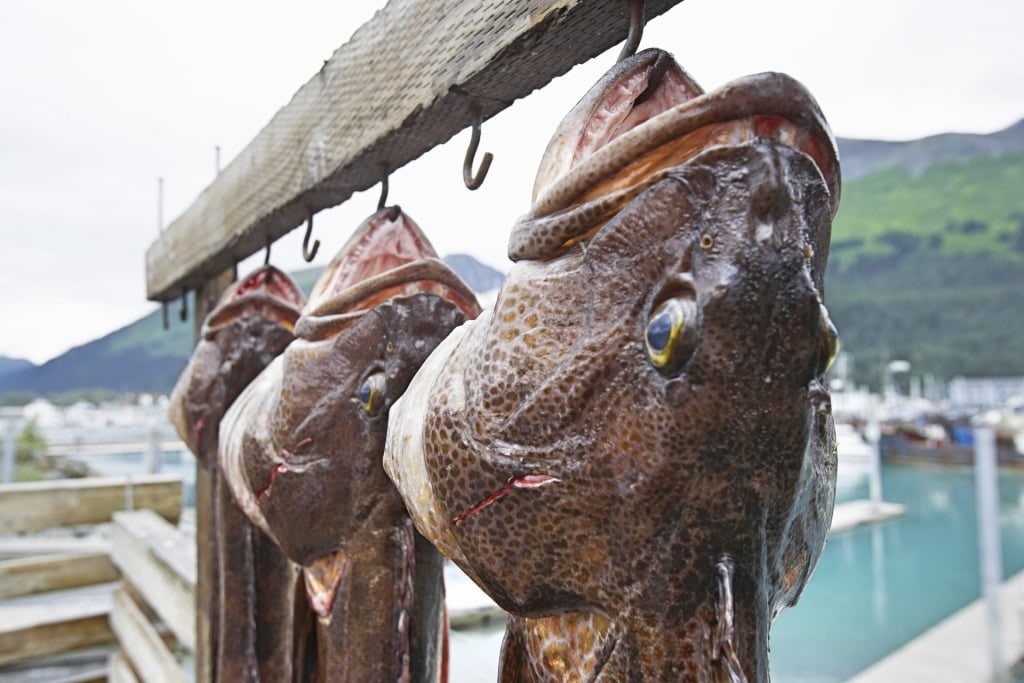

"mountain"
[0,356,34,376]
[836,118,1024,181]
[0,256,505,396]
[443,254,506,292]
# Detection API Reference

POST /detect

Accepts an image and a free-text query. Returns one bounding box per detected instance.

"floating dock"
[847,568,1024,682]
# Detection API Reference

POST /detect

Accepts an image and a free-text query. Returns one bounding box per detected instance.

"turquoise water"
[771,464,1024,682]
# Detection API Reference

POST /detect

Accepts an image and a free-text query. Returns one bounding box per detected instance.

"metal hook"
[377,174,389,210]
[463,106,493,191]
[179,289,188,322]
[617,0,646,62]
[302,214,319,262]
[264,238,272,266]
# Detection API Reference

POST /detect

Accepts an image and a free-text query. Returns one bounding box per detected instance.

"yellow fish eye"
[645,298,696,373]
[357,372,387,415]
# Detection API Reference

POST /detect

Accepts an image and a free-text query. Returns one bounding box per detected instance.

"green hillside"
[825,150,1024,388]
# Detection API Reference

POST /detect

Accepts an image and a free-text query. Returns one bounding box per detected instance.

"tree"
[15,419,46,464]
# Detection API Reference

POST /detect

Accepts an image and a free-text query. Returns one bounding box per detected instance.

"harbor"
[3,397,1024,681]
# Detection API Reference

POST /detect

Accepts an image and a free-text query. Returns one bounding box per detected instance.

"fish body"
[385,49,840,682]
[168,265,307,683]
[220,208,480,682]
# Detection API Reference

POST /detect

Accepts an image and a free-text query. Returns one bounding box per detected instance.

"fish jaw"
[513,49,839,262]
[532,48,705,203]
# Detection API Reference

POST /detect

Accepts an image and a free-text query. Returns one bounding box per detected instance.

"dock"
[830,499,906,534]
[847,568,1024,683]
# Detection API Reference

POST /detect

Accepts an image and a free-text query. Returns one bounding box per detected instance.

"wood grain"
[145,0,685,301]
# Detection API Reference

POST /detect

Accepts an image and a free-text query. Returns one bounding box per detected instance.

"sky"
[1,0,1022,365]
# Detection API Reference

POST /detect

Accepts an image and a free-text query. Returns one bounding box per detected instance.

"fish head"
[222,208,479,586]
[168,265,305,463]
[386,47,840,655]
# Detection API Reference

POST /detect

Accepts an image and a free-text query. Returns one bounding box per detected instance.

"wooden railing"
[0,475,184,681]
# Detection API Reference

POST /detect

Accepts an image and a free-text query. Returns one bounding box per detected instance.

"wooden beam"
[0,552,119,600]
[0,475,183,534]
[108,650,141,683]
[145,0,685,301]
[110,511,196,652]
[0,599,114,667]
[109,588,190,683]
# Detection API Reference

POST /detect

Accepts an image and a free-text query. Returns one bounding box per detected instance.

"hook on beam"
[617,0,646,62]
[377,174,390,210]
[302,214,320,262]
[463,106,493,191]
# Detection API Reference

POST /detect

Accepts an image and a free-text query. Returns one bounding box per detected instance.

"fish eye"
[817,309,841,377]
[644,298,697,374]
[357,372,387,415]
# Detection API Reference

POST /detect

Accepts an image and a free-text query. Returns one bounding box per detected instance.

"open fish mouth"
[514,48,840,260]
[202,265,305,334]
[298,207,479,340]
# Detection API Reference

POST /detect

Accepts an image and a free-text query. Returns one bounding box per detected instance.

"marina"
[6,435,1011,682]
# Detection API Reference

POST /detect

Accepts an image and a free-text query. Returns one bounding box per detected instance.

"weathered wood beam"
[0,552,119,600]
[108,650,141,683]
[145,0,685,301]
[110,510,196,653]
[0,475,183,534]
[0,599,114,667]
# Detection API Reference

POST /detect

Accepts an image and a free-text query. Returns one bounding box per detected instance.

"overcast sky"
[2,0,1022,365]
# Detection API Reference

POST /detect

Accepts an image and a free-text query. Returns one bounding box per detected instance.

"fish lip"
[298,208,481,339]
[202,265,305,334]
[531,48,704,203]
[530,58,841,226]
[308,206,437,305]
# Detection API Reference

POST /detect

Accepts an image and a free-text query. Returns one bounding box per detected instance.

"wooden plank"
[110,511,196,652]
[0,537,110,559]
[0,552,119,600]
[145,0,685,301]
[108,649,141,683]
[109,588,189,683]
[0,599,113,667]
[0,475,183,534]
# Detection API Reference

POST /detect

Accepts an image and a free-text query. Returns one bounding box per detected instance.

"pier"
[848,568,1024,683]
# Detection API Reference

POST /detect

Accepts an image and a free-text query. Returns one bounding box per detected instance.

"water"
[771,464,1024,682]
[84,451,1024,681]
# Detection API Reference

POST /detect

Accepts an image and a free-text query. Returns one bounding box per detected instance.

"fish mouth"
[203,265,305,334]
[299,208,480,340]
[518,48,840,259]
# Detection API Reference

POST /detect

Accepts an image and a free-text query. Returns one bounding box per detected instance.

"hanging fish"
[220,207,481,682]
[168,265,308,682]
[384,48,841,682]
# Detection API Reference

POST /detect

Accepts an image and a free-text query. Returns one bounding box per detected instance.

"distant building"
[947,376,1024,412]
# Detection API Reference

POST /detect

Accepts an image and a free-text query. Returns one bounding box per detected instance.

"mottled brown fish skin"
[414,141,836,682]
